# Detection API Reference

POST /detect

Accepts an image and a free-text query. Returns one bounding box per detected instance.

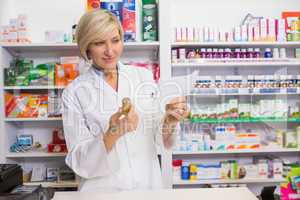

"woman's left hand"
[164,96,190,125]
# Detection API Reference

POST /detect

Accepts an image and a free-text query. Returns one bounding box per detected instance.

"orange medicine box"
[86,0,100,11]
[5,92,48,118]
[55,63,79,86]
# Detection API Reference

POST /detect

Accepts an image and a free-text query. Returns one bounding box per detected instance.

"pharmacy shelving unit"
[23,180,80,188]
[0,0,167,189]
[0,39,75,185]
[172,42,300,48]
[172,148,300,155]
[4,117,63,122]
[1,0,300,194]
[1,42,160,54]
[162,40,300,192]
[173,178,286,185]
[0,40,160,189]
[172,59,300,68]
[6,152,67,158]
[4,85,66,90]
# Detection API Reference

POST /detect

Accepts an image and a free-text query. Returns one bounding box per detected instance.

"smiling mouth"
[103,58,115,62]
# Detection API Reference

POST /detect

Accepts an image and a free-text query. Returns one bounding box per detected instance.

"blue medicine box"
[17,135,33,146]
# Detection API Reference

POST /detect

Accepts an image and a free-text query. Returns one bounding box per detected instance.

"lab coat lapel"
[86,67,105,91]
[117,63,138,146]
[117,62,134,104]
[88,67,119,116]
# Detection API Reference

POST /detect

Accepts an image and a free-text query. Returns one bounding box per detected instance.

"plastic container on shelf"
[200,48,206,58]
[258,159,268,179]
[206,48,213,58]
[280,48,287,58]
[240,49,247,59]
[273,48,279,59]
[233,48,241,58]
[172,160,182,180]
[181,162,190,180]
[246,48,254,58]
[273,159,283,179]
[253,48,261,58]
[218,49,224,58]
[224,48,232,59]
[264,48,273,58]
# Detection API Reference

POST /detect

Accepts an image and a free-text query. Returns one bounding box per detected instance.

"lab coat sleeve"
[136,67,178,149]
[62,87,119,179]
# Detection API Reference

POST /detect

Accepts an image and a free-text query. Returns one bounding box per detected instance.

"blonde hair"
[76,9,124,61]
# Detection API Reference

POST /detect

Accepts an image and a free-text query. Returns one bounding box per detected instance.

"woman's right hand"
[108,105,139,137]
[104,105,139,152]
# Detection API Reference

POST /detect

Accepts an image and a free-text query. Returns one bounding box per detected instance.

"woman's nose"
[104,43,113,56]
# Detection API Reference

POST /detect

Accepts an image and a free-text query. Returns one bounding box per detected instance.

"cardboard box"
[5,92,48,118]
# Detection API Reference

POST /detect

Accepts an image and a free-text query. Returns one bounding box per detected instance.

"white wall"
[0,0,15,25]
[0,0,86,42]
[171,0,300,30]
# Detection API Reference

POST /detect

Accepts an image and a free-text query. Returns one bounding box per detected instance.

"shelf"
[172,59,300,67]
[124,41,160,50]
[172,41,300,47]
[189,117,300,123]
[4,85,66,90]
[23,180,79,188]
[4,117,62,122]
[189,88,300,96]
[1,43,78,54]
[173,148,300,155]
[0,41,159,54]
[6,152,66,158]
[173,178,285,185]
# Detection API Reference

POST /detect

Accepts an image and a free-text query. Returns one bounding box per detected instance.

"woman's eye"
[112,39,120,43]
[94,41,104,46]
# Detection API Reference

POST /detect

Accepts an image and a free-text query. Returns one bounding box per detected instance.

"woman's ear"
[86,50,91,60]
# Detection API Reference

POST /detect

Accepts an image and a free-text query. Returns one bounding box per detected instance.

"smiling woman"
[61,8,189,192]
[76,9,124,62]
[76,9,124,91]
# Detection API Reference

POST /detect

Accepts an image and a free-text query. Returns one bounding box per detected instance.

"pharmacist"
[62,9,189,192]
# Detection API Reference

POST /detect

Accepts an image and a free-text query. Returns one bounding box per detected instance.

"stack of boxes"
[4,56,80,119]
[174,156,284,181]
[174,17,289,43]
[0,14,31,43]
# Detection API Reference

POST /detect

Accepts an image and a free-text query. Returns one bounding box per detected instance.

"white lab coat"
[62,62,173,192]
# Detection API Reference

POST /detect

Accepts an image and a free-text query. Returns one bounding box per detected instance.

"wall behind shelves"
[0,0,86,43]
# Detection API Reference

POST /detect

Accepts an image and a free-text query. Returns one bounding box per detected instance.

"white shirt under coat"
[62,62,176,192]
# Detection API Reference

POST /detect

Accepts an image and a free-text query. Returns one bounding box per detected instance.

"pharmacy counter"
[53,187,258,200]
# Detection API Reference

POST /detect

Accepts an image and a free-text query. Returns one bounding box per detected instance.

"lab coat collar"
[87,62,129,93]
[116,62,134,101]
[87,62,121,89]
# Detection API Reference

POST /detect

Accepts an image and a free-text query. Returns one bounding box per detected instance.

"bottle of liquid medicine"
[241,49,247,59]
[273,48,279,59]
[72,24,77,43]
[253,48,261,58]
[234,48,241,58]
[264,48,273,58]
[280,48,287,58]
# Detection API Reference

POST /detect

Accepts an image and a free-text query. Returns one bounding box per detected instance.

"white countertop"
[53,187,258,200]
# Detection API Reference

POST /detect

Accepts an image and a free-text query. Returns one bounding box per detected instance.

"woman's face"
[88,27,123,70]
